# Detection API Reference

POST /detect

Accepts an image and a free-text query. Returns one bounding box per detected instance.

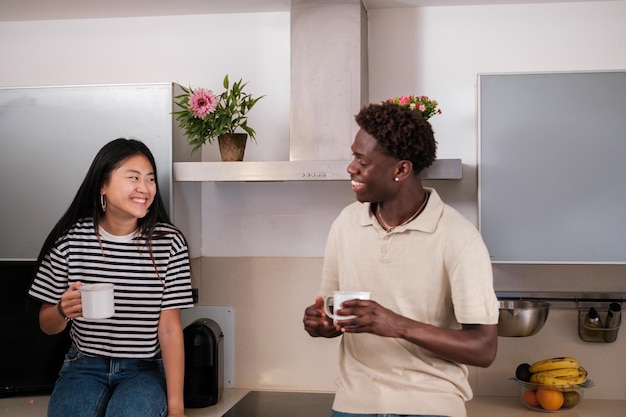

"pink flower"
[189,88,218,119]
[398,96,411,105]
[418,103,426,111]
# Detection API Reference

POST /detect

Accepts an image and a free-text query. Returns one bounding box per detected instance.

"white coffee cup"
[80,283,115,319]
[324,290,370,320]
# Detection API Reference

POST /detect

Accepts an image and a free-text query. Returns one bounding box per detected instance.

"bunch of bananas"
[516,357,588,387]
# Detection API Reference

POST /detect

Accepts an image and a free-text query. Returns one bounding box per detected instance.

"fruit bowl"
[511,377,594,412]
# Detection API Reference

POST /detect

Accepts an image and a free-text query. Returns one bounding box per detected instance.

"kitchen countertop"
[0,389,249,417]
[466,395,626,416]
[2,390,625,417]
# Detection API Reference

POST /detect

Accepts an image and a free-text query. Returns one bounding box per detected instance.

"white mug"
[324,290,370,320]
[80,283,115,319]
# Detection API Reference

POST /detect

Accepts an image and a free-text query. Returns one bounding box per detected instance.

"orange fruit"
[536,388,564,411]
[523,390,539,407]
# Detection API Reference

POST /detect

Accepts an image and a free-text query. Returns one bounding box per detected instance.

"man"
[303,102,499,417]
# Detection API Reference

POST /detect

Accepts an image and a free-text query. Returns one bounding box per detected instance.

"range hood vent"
[289,0,368,161]
[173,0,463,182]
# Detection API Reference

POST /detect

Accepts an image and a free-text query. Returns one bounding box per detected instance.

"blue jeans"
[48,345,167,417]
[331,411,447,417]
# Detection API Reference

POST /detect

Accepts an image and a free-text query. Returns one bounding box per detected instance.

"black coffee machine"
[183,318,224,407]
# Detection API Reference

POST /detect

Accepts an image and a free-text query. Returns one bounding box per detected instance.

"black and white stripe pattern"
[29,218,194,358]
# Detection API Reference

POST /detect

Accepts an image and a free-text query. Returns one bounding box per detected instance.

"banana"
[529,357,580,373]
[559,375,588,385]
[530,373,586,386]
[531,366,587,379]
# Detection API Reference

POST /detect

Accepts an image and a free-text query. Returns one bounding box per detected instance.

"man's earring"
[394,177,399,182]
[100,195,106,212]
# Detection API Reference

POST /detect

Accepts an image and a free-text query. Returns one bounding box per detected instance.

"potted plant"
[386,95,442,120]
[174,74,264,160]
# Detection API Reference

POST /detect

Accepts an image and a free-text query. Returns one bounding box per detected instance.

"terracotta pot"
[217,133,247,161]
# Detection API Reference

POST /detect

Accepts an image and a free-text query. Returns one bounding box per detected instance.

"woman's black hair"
[34,138,173,269]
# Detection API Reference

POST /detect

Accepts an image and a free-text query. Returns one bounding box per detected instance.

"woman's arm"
[158,308,187,417]
[39,281,82,335]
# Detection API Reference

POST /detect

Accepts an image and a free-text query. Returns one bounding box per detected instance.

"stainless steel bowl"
[497,300,550,337]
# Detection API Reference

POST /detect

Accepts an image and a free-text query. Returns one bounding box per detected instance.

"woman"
[29,138,194,417]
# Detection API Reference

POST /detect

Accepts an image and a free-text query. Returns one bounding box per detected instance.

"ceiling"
[0,0,612,22]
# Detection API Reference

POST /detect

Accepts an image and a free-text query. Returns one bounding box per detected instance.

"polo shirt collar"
[356,187,442,234]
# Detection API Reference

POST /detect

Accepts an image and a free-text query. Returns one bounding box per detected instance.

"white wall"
[0,12,290,162]
[368,0,626,222]
[2,1,626,400]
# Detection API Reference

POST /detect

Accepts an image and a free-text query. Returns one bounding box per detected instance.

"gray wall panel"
[479,71,626,263]
[0,84,173,260]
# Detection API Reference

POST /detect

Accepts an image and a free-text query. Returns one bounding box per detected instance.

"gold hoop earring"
[100,195,106,212]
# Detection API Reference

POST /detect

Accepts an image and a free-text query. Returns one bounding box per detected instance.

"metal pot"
[497,300,550,337]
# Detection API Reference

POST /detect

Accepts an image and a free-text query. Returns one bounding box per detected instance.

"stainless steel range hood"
[173,0,462,182]
[289,0,367,162]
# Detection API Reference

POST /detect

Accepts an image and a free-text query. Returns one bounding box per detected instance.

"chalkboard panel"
[478,71,626,264]
[0,84,174,260]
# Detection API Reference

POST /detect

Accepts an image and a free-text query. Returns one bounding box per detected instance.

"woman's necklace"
[376,191,430,233]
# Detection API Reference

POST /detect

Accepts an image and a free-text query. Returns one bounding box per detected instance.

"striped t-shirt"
[29,218,194,358]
